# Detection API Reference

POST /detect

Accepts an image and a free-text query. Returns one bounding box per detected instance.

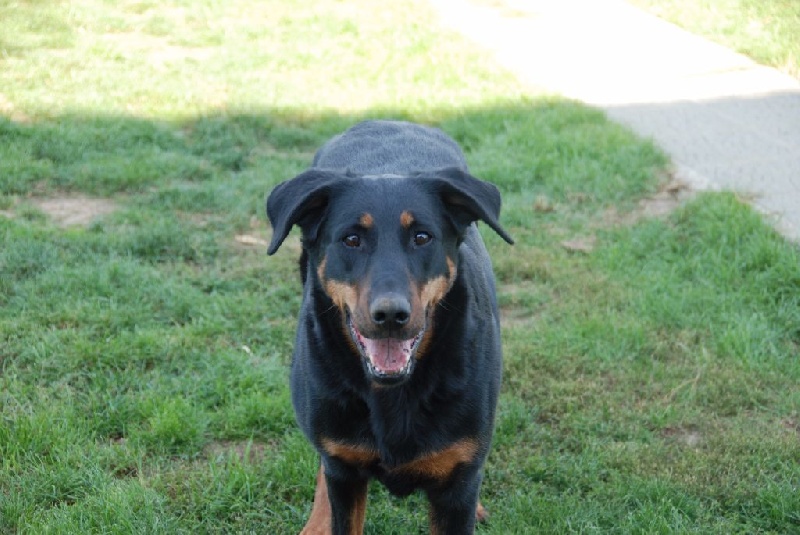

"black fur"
[266,120,512,534]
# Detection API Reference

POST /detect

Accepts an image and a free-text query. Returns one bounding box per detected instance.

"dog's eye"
[342,234,361,248]
[413,232,432,247]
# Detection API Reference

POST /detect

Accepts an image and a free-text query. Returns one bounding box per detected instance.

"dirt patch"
[204,440,271,464]
[99,32,215,68]
[148,45,215,67]
[231,215,275,251]
[0,92,31,123]
[561,236,596,254]
[781,417,799,436]
[636,179,694,218]
[501,307,540,329]
[498,280,551,328]
[32,196,118,227]
[605,176,695,227]
[661,425,703,448]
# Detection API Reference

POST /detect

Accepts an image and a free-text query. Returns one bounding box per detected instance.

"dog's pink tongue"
[362,338,413,374]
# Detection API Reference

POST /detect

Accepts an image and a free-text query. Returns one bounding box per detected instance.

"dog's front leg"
[326,470,368,535]
[301,461,368,535]
[426,472,483,535]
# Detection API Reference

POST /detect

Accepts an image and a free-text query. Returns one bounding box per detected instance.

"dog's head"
[267,167,513,386]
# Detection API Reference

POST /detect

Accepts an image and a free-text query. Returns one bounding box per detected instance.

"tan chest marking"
[321,438,380,466]
[393,438,479,480]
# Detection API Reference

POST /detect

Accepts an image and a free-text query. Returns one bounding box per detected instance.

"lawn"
[1,0,799,533]
[630,0,800,78]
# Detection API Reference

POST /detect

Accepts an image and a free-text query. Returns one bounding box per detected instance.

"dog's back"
[312,120,468,174]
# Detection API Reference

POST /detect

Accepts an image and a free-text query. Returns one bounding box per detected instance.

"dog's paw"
[299,521,330,535]
[476,501,489,523]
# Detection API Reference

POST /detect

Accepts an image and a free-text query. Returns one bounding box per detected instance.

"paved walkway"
[431,0,800,243]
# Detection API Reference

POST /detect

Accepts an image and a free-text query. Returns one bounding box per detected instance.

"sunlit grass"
[631,0,800,77]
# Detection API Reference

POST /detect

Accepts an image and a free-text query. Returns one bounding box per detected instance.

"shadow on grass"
[4,99,800,534]
[0,99,666,207]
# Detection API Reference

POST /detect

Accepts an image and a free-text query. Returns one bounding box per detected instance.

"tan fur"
[393,438,479,481]
[476,501,489,522]
[359,213,374,229]
[300,464,368,535]
[300,466,332,535]
[319,436,482,534]
[324,280,358,313]
[400,210,414,228]
[322,436,478,482]
[348,482,368,534]
[321,438,380,466]
[415,256,457,359]
[317,256,327,285]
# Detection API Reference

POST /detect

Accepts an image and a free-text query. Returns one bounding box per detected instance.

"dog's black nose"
[370,294,411,328]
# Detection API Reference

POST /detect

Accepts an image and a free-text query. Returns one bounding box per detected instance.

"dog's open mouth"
[347,316,423,384]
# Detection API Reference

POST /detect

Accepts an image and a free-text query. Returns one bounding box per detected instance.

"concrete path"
[431,0,800,242]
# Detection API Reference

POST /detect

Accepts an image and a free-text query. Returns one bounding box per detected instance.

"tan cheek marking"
[316,256,327,284]
[325,280,364,355]
[446,256,456,283]
[420,256,457,308]
[415,326,436,360]
[350,275,374,334]
[420,275,450,309]
[321,438,380,466]
[359,213,374,228]
[400,210,414,228]
[392,438,479,481]
[324,280,358,313]
[415,257,457,360]
[320,265,369,356]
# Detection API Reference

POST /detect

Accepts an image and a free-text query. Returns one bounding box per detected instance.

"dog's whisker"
[437,299,463,315]
[318,304,338,317]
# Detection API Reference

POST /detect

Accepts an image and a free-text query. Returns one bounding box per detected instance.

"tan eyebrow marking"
[360,213,374,228]
[400,210,414,228]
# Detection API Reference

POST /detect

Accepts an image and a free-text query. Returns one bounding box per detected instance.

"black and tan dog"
[266,120,513,534]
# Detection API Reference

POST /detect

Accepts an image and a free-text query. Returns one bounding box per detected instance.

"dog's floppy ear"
[266,169,342,255]
[420,167,514,245]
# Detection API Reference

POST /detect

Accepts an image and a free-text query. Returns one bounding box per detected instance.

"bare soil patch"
[661,425,703,448]
[604,176,695,227]
[0,92,31,123]
[204,440,271,464]
[99,32,215,68]
[32,196,118,227]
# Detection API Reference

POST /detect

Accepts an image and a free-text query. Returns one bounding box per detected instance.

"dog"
[266,120,513,534]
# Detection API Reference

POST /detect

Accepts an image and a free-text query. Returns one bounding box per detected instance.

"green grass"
[2,0,799,533]
[631,0,800,78]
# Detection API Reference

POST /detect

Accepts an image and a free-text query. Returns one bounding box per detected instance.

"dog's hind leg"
[476,501,489,523]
